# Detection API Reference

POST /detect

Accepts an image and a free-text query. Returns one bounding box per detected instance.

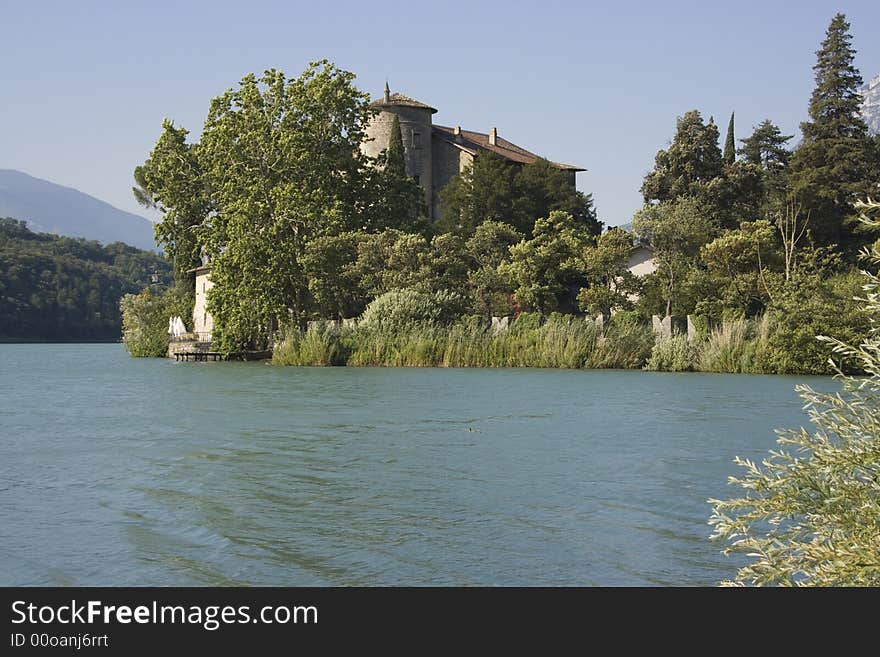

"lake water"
[0,344,837,586]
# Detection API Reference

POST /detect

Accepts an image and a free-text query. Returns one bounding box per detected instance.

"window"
[412,131,421,148]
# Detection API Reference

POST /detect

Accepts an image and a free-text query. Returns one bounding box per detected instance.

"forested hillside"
[0,218,171,341]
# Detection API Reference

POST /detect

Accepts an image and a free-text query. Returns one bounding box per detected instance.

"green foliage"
[438,155,601,236]
[437,152,519,234]
[760,270,869,374]
[633,197,714,315]
[0,218,171,341]
[641,110,723,203]
[358,288,465,333]
[386,114,406,178]
[301,232,366,320]
[739,120,793,172]
[271,322,351,366]
[697,219,777,316]
[501,210,594,314]
[512,159,602,236]
[464,221,522,318]
[577,227,639,316]
[134,121,209,278]
[709,201,880,586]
[120,287,171,357]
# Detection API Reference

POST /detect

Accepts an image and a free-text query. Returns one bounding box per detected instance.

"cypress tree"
[386,114,406,178]
[789,13,871,249]
[723,112,736,165]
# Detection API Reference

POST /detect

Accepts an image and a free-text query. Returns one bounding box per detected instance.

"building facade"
[362,85,584,219]
[192,265,214,339]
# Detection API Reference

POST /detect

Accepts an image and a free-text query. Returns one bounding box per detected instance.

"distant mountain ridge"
[863,74,880,136]
[0,169,157,250]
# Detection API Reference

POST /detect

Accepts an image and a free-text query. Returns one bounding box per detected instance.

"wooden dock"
[174,351,224,362]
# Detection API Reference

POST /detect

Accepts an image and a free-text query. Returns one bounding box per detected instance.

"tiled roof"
[432,125,585,171]
[370,92,438,113]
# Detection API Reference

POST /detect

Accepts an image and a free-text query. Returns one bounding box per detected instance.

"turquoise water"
[0,344,836,586]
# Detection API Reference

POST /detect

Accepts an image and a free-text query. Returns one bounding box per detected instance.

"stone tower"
[362,83,437,211]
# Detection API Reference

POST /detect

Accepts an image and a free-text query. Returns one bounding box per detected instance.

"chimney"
[453,125,461,136]
[489,127,497,145]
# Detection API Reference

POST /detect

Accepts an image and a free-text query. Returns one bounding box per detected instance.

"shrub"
[120,288,171,357]
[358,288,465,333]
[709,199,880,586]
[759,272,870,374]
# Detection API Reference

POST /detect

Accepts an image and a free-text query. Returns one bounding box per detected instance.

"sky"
[1,0,878,228]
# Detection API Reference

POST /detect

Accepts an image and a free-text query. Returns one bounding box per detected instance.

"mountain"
[0,169,157,250]
[862,74,880,136]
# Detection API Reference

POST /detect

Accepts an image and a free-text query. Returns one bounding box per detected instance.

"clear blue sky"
[1,0,878,227]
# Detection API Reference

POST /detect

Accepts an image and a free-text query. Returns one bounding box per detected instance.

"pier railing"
[169,332,212,343]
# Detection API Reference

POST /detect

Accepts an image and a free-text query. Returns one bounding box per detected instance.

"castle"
[362,84,584,219]
[186,86,586,342]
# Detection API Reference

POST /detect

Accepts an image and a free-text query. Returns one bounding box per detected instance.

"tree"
[723,112,736,166]
[500,210,593,314]
[709,200,880,586]
[739,120,793,172]
[437,152,518,235]
[698,219,777,316]
[512,159,602,236]
[438,155,601,237]
[135,120,210,279]
[739,119,794,214]
[464,221,522,319]
[703,160,764,229]
[351,229,430,298]
[386,114,406,178]
[641,110,723,203]
[301,232,366,320]
[632,197,714,316]
[789,13,872,249]
[195,62,376,352]
[773,196,810,281]
[576,228,639,316]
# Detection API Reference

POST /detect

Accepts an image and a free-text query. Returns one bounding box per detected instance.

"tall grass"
[273,315,655,369]
[696,316,771,374]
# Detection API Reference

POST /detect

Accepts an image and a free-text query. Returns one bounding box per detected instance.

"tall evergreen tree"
[641,110,723,203]
[789,13,871,249]
[723,112,736,165]
[386,114,406,178]
[739,120,793,171]
[739,120,794,212]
